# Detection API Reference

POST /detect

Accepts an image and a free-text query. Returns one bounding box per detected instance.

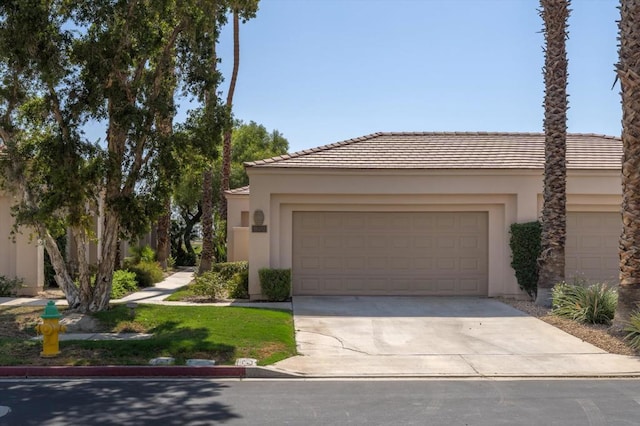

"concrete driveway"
[270,296,640,377]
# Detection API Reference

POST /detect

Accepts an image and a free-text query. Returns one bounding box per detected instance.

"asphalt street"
[1,379,640,425]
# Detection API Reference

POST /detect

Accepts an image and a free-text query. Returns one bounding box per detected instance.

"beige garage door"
[292,211,488,296]
[566,212,620,285]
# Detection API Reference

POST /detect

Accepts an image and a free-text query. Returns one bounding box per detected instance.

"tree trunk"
[40,227,80,309]
[535,0,569,307]
[220,10,240,220]
[183,203,202,256]
[614,0,640,328]
[156,198,171,270]
[91,210,120,313]
[71,225,94,311]
[198,168,215,274]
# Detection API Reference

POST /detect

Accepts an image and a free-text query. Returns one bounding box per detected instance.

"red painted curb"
[0,366,246,378]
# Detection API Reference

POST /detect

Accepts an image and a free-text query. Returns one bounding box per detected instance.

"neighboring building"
[0,192,44,296]
[226,132,622,300]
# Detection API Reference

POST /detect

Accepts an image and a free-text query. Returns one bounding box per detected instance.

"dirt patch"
[499,298,638,356]
[0,306,44,339]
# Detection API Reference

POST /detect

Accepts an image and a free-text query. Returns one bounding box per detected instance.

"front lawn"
[0,304,296,366]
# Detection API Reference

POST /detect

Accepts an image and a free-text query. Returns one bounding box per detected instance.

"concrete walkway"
[268,296,640,378]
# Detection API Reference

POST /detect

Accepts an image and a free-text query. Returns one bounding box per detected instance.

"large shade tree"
[172,120,288,266]
[535,0,570,307]
[615,0,640,327]
[0,0,226,312]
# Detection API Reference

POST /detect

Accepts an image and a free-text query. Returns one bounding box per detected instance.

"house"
[0,192,44,296]
[227,132,622,300]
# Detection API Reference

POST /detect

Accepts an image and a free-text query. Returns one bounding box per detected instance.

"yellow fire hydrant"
[35,301,66,358]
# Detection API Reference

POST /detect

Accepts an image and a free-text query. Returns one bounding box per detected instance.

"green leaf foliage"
[259,268,291,302]
[110,270,138,299]
[0,1,247,312]
[509,221,542,299]
[212,261,249,298]
[128,261,164,288]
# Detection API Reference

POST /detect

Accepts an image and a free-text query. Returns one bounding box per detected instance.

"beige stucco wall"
[0,194,44,296]
[225,193,250,262]
[244,167,621,300]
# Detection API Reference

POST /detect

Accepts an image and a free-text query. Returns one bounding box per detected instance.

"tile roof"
[224,185,250,195]
[245,132,621,170]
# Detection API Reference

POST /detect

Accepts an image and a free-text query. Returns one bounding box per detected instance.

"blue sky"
[208,0,620,153]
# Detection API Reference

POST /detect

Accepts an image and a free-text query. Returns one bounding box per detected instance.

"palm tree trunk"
[535,0,570,307]
[614,0,640,328]
[220,9,240,221]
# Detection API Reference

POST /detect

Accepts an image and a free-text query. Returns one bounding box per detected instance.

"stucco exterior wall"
[0,193,44,296]
[225,193,250,262]
[244,168,621,300]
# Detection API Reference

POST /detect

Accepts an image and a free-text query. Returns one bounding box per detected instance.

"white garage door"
[566,212,620,285]
[292,211,488,296]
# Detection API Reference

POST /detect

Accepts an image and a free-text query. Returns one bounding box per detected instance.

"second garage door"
[566,212,620,284]
[292,211,488,296]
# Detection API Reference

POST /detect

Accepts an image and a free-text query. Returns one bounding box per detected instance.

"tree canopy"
[0,0,232,312]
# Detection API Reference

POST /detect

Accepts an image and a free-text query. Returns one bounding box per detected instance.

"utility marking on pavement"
[633,396,640,406]
[576,399,605,426]
[0,406,11,418]
[425,399,443,412]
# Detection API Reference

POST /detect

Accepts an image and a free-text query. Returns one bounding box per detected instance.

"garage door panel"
[293,211,488,296]
[566,212,620,284]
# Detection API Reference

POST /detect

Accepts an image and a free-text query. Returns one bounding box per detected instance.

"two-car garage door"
[292,211,621,297]
[292,211,488,296]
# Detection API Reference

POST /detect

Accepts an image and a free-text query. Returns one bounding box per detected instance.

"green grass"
[0,304,296,366]
[165,285,198,301]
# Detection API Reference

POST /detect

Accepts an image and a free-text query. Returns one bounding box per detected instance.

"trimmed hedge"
[259,268,291,302]
[509,221,542,299]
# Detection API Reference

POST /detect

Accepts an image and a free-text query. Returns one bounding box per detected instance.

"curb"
[0,366,247,378]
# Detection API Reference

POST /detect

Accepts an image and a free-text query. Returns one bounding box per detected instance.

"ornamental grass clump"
[551,282,617,325]
[623,310,640,351]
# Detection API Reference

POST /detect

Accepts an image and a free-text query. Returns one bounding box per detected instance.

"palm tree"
[614,0,640,328]
[535,0,570,307]
[220,8,240,221]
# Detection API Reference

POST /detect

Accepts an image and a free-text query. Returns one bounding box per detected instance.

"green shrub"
[127,245,156,265]
[212,261,249,299]
[128,261,164,288]
[192,271,228,300]
[259,268,291,302]
[110,270,138,299]
[0,275,23,297]
[229,269,249,299]
[552,282,617,324]
[509,221,541,299]
[623,310,640,351]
